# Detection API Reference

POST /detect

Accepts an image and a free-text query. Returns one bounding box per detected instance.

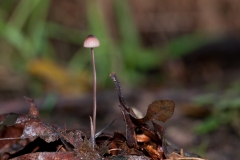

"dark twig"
[109,72,137,148]
[109,72,128,109]
[90,119,116,141]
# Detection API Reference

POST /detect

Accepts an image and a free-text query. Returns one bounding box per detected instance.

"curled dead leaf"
[138,100,175,123]
[136,134,150,143]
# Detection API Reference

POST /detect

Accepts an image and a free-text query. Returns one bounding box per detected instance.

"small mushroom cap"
[83,35,100,48]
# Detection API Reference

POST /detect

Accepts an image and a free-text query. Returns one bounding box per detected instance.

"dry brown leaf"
[139,100,175,123]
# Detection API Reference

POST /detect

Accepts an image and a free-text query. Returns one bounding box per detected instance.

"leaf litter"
[0,73,206,160]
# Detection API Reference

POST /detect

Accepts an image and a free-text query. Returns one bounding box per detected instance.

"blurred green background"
[0,0,222,98]
[1,0,240,159]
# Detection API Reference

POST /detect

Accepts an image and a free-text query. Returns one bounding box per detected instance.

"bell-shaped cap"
[83,35,100,48]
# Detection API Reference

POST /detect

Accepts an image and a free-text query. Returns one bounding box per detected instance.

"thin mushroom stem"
[91,48,97,144]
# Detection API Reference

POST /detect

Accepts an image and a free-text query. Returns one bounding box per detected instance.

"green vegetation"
[193,83,240,135]
[0,0,213,97]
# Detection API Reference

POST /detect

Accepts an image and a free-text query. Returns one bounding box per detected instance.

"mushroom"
[83,35,100,147]
[83,35,100,48]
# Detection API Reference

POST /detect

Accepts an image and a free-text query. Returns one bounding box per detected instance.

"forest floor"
[1,87,239,160]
